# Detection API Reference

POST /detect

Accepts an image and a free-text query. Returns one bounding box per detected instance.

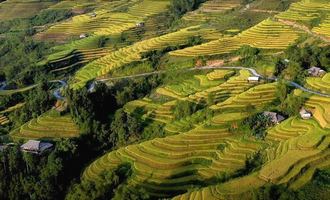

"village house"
[136,22,145,28]
[89,12,97,17]
[299,108,312,120]
[307,66,326,77]
[79,33,88,39]
[20,140,53,154]
[263,111,285,124]
[248,76,260,83]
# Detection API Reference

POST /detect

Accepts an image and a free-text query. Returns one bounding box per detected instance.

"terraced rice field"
[210,82,277,111]
[170,18,301,57]
[156,70,254,105]
[0,85,37,96]
[275,0,330,22]
[306,73,330,93]
[172,173,266,200]
[305,95,330,128]
[182,0,241,23]
[173,118,330,199]
[72,26,222,89]
[313,15,330,38]
[10,110,79,140]
[83,127,263,198]
[0,114,9,126]
[260,134,330,185]
[37,0,170,41]
[83,76,282,197]
[158,73,226,99]
[47,47,113,74]
[0,0,54,21]
[187,70,254,103]
[125,98,175,124]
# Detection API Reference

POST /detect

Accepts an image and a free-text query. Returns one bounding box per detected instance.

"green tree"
[282,93,305,116]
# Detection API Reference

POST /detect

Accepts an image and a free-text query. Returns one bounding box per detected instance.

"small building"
[299,108,312,120]
[79,33,88,39]
[89,12,97,17]
[284,59,290,63]
[248,76,260,82]
[136,22,145,28]
[307,66,326,77]
[263,111,285,124]
[21,140,53,154]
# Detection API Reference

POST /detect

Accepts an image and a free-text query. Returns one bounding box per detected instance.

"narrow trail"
[1,67,329,99]
[96,66,261,82]
[278,19,330,43]
[249,9,280,14]
[50,80,67,100]
[96,65,330,98]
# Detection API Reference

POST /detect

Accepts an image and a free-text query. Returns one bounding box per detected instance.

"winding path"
[278,19,330,43]
[97,65,330,98]
[50,80,67,100]
[1,66,329,99]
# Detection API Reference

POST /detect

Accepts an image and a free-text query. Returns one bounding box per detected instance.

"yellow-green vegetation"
[172,112,330,199]
[306,73,330,93]
[0,103,25,114]
[156,70,253,104]
[313,15,330,37]
[0,0,54,21]
[73,26,222,89]
[125,98,175,124]
[275,0,330,22]
[158,72,227,99]
[37,0,171,41]
[210,82,277,111]
[187,70,254,103]
[83,127,263,197]
[10,110,79,140]
[0,84,37,96]
[182,0,241,23]
[206,70,235,81]
[305,95,330,128]
[172,173,266,200]
[0,114,9,126]
[170,18,302,57]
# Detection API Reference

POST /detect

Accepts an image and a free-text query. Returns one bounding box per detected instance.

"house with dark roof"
[20,140,53,154]
[263,111,285,124]
[307,67,326,77]
[136,22,145,28]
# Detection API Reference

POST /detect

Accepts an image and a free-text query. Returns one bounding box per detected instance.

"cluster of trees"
[275,80,306,117]
[240,113,273,139]
[169,0,206,20]
[253,170,330,200]
[274,44,330,84]
[30,9,72,27]
[0,139,79,200]
[0,81,55,137]
[67,76,166,150]
[141,35,203,69]
[0,34,52,86]
[0,7,73,87]
[237,45,261,67]
[173,100,201,120]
